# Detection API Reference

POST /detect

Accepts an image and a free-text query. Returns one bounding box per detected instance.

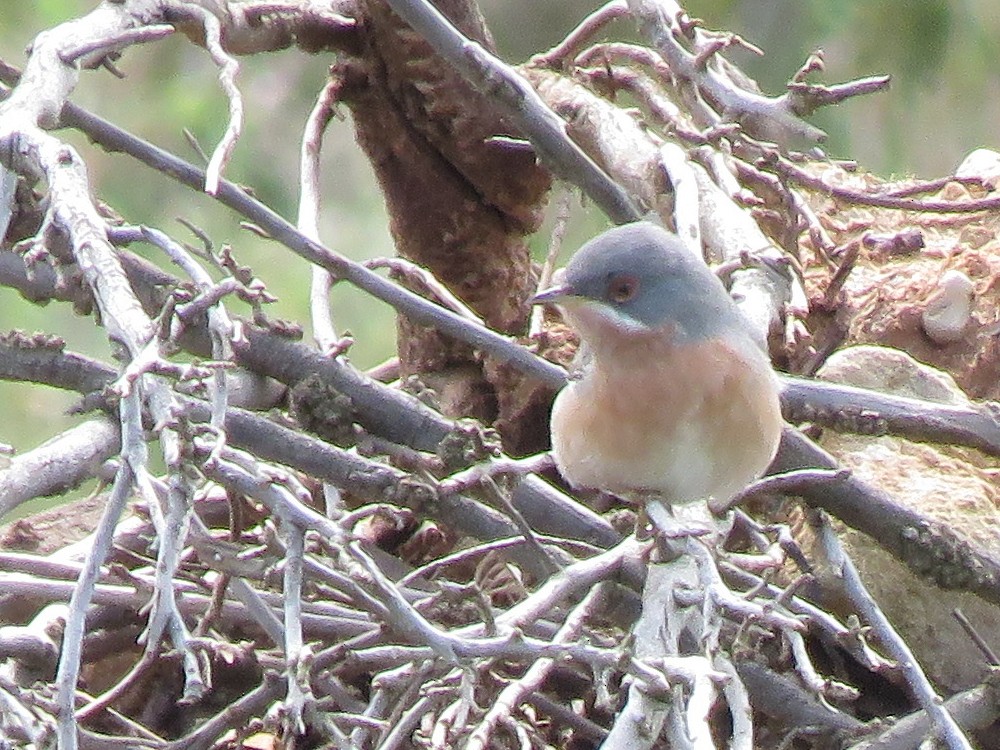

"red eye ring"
[607,274,639,304]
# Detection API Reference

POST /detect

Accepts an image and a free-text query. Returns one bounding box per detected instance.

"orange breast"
[550,331,783,504]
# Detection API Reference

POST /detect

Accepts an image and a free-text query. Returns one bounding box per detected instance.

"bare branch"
[59,24,174,65]
[814,512,974,750]
[300,78,344,354]
[532,1,630,69]
[0,419,118,518]
[185,5,244,195]
[380,0,641,223]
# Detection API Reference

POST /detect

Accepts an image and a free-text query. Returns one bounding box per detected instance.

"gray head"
[533,222,743,342]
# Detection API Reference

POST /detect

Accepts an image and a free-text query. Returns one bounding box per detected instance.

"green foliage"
[853,0,953,89]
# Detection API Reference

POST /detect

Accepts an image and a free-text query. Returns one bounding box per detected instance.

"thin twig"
[532,0,630,69]
[300,77,344,353]
[528,190,572,338]
[480,475,560,576]
[814,511,974,750]
[281,522,308,736]
[710,467,849,514]
[365,257,484,325]
[381,0,641,223]
[771,153,1000,213]
[50,93,569,388]
[465,584,607,750]
[185,6,244,195]
[952,608,1000,666]
[59,24,174,64]
[55,449,138,748]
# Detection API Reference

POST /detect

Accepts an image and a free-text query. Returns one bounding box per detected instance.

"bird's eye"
[607,274,639,304]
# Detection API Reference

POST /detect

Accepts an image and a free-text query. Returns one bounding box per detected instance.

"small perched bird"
[532,222,783,517]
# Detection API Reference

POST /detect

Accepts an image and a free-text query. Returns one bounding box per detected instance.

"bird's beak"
[531,269,575,305]
[531,284,574,305]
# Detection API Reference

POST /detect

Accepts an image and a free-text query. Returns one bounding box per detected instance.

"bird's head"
[532,222,739,348]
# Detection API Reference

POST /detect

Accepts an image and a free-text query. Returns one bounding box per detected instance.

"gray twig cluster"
[1,1,998,749]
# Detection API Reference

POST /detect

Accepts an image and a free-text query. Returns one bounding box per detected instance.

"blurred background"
[1,0,997,513]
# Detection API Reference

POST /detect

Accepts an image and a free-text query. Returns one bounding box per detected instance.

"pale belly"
[549,337,783,504]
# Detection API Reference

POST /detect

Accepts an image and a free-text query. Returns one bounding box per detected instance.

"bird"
[532,221,784,522]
